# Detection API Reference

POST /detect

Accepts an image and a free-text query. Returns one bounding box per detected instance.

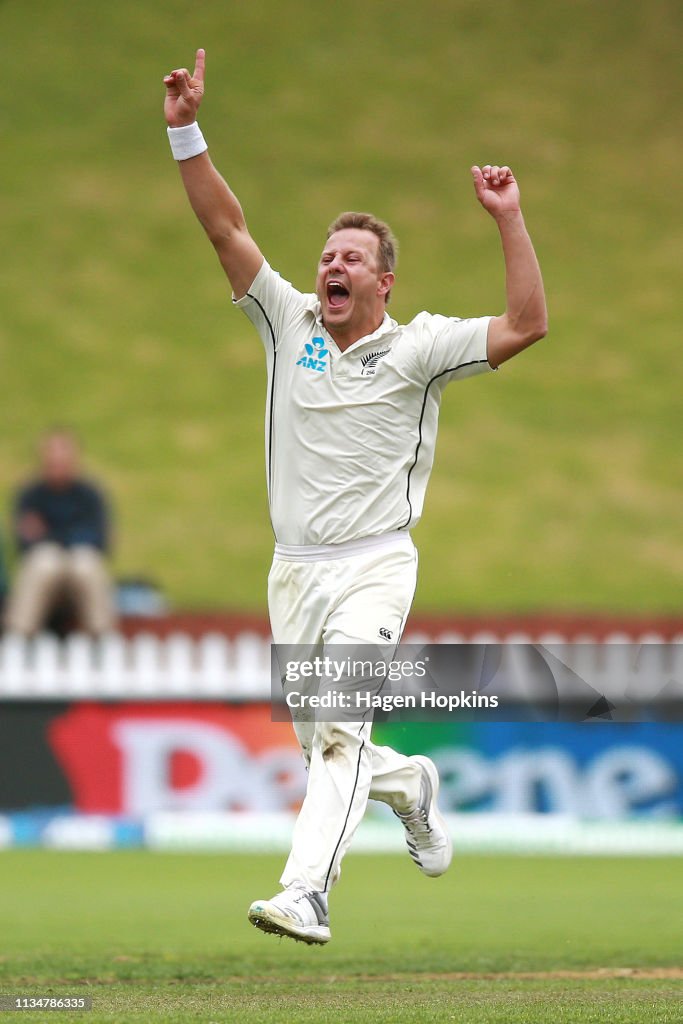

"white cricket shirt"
[235,261,494,546]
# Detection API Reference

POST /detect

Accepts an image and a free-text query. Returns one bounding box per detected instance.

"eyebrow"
[321,248,366,259]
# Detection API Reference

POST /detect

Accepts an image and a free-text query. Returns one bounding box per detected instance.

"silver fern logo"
[360,349,390,377]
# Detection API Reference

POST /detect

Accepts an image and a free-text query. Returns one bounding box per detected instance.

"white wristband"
[167,122,208,161]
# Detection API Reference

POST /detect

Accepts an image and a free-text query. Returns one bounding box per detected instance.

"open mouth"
[326,280,350,309]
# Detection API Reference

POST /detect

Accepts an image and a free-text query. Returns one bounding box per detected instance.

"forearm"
[164,53,263,295]
[172,142,263,296]
[496,210,547,341]
[164,50,242,242]
[177,150,247,247]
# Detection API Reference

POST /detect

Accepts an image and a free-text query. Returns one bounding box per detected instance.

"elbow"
[204,220,243,250]
[536,302,549,340]
[197,207,247,250]
[531,318,548,343]
[525,312,548,344]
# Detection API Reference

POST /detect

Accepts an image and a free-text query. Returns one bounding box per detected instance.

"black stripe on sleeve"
[246,292,278,531]
[400,359,489,530]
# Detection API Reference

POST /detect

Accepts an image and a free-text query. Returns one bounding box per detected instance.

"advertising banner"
[1,702,682,820]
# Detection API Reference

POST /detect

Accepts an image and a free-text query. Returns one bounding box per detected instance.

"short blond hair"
[326,212,399,276]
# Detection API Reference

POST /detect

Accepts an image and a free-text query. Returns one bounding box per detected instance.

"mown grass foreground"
[0,850,681,1022]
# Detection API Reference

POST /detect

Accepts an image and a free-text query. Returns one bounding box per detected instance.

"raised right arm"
[164,49,263,299]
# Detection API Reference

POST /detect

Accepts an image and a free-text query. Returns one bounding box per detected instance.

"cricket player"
[164,49,547,945]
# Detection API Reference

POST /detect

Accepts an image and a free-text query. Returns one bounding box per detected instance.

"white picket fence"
[0,630,680,700]
[0,632,271,700]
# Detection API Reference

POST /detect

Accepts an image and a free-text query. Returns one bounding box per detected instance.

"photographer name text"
[285,690,499,712]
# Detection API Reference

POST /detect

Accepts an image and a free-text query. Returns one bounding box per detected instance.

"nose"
[327,254,344,274]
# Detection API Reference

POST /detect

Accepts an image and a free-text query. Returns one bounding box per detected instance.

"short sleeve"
[417,312,495,384]
[233,261,312,352]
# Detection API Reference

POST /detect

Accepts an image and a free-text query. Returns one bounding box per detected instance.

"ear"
[377,272,395,299]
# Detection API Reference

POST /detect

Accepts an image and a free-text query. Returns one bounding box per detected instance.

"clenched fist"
[471,165,521,219]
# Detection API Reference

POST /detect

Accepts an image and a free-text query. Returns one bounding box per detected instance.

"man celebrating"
[164,49,547,945]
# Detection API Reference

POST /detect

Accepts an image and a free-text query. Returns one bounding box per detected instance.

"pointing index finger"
[193,48,206,83]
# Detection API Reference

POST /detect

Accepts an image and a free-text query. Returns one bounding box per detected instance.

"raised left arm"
[471,165,548,368]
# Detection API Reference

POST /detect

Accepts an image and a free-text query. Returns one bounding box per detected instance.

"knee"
[20,544,66,583]
[315,722,356,763]
[68,547,109,581]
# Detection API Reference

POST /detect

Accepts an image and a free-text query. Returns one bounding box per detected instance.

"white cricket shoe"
[396,755,452,877]
[248,888,331,945]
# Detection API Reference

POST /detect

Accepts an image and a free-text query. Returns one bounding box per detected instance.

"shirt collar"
[313,307,398,349]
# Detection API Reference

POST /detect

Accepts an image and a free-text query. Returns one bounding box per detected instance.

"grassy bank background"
[1,0,680,610]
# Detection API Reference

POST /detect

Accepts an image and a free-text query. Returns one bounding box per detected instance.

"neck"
[324,311,386,352]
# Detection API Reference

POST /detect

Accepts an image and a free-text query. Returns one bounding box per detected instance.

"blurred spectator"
[4,429,116,636]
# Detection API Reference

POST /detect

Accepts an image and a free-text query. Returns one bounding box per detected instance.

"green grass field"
[1,851,681,1022]
[0,0,681,611]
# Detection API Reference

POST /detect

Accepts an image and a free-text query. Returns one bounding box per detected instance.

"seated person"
[4,429,116,636]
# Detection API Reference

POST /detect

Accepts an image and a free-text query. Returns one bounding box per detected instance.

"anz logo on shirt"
[295,336,328,373]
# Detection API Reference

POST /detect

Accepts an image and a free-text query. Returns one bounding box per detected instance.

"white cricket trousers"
[268,531,423,893]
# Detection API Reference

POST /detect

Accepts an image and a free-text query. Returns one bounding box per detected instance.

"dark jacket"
[14,479,110,554]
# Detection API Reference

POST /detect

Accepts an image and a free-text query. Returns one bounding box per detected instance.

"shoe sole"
[410,754,453,877]
[248,902,331,945]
